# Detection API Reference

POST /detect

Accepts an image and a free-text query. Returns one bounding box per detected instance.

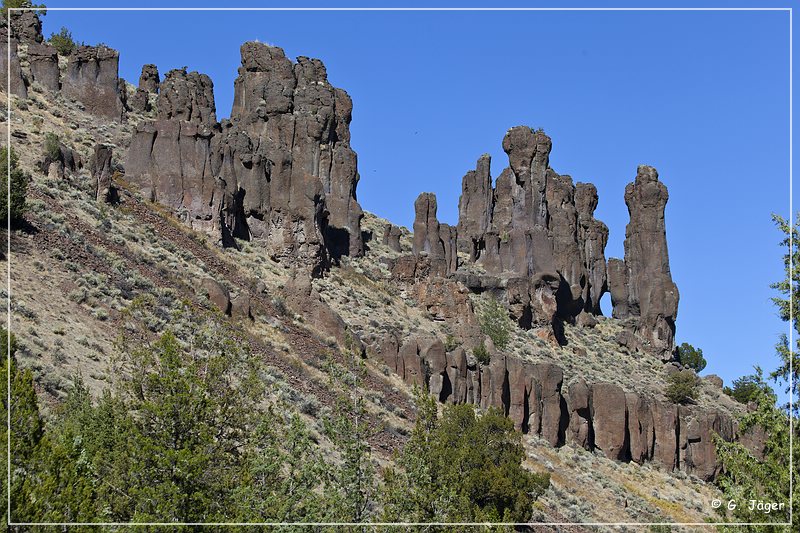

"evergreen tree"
[1,146,28,225]
[382,390,549,527]
[676,342,707,372]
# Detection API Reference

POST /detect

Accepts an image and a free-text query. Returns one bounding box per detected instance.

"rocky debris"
[27,42,60,92]
[412,192,456,277]
[89,144,116,203]
[62,45,126,121]
[609,165,680,360]
[8,10,42,44]
[126,42,364,274]
[285,272,365,356]
[199,277,231,315]
[703,374,723,389]
[0,27,28,99]
[129,64,160,113]
[373,336,736,480]
[382,223,403,252]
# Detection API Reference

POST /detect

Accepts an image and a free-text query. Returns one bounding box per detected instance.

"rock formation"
[129,64,160,113]
[90,144,115,203]
[382,223,403,252]
[62,46,126,121]
[126,42,364,275]
[27,42,60,93]
[412,192,456,277]
[608,165,679,360]
[0,24,28,99]
[375,334,743,481]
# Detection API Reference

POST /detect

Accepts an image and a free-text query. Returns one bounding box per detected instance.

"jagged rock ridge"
[126,42,364,274]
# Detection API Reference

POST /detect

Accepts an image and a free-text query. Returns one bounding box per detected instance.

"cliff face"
[126,43,363,275]
[4,15,740,487]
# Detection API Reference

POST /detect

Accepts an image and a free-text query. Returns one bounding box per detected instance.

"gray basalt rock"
[680,409,735,481]
[158,68,216,124]
[412,192,453,277]
[453,127,614,342]
[62,45,125,121]
[199,278,231,315]
[129,64,160,113]
[457,154,493,260]
[575,182,609,315]
[591,383,628,460]
[0,28,28,99]
[609,165,680,360]
[382,223,402,252]
[27,42,59,92]
[9,11,42,44]
[89,144,116,203]
[139,64,160,93]
[231,43,363,261]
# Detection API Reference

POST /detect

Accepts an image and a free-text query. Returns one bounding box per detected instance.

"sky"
[38,1,797,401]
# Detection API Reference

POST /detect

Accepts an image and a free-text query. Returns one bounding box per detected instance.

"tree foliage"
[714,213,799,531]
[48,26,76,56]
[0,146,28,224]
[723,366,774,405]
[479,296,511,350]
[382,391,550,526]
[676,342,707,372]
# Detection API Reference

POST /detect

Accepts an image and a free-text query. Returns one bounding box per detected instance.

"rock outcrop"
[27,42,60,92]
[382,223,403,252]
[412,193,456,277]
[375,335,741,481]
[0,25,28,99]
[126,42,364,274]
[608,165,679,360]
[90,144,115,203]
[62,46,126,121]
[129,64,160,113]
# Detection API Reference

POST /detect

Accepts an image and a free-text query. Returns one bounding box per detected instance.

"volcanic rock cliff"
[125,43,363,275]
[2,11,750,488]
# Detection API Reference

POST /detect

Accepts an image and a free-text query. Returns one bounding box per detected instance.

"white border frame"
[5,4,794,529]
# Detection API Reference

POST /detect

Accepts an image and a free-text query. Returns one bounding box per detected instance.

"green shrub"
[474,341,490,365]
[444,334,458,352]
[723,366,773,404]
[676,342,707,372]
[479,296,510,350]
[0,146,28,224]
[48,27,77,56]
[43,132,60,162]
[665,370,700,404]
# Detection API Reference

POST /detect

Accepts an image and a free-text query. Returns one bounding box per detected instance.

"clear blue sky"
[40,1,797,400]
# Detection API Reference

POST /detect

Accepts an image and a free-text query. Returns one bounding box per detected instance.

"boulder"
[230,292,252,320]
[200,278,231,315]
